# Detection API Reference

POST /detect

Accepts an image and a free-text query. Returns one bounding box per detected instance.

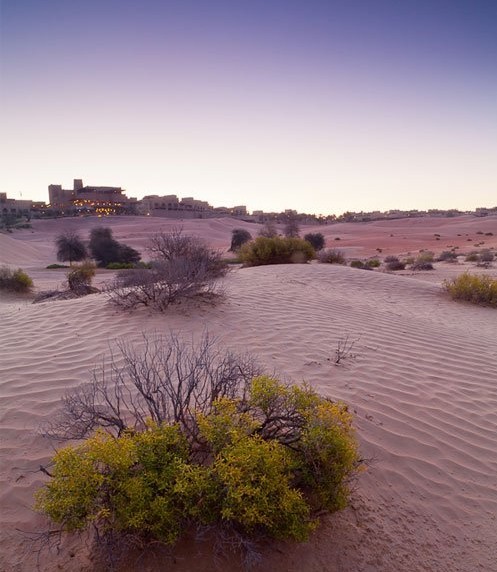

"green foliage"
[230,228,252,252]
[239,236,315,266]
[55,231,87,265]
[304,232,325,251]
[349,260,366,269]
[36,376,359,552]
[443,273,497,307]
[0,265,33,292]
[106,262,135,269]
[366,258,381,268]
[411,253,434,270]
[317,248,346,264]
[46,263,70,269]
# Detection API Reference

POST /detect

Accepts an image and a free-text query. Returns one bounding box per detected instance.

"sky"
[1,0,496,216]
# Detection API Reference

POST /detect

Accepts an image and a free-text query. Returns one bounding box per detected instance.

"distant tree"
[283,214,300,238]
[89,227,141,267]
[258,220,278,238]
[230,228,252,252]
[304,232,325,251]
[55,231,87,265]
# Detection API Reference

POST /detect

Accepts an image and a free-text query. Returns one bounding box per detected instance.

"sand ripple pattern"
[1,264,496,571]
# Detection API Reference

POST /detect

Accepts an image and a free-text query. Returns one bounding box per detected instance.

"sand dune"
[1,216,497,571]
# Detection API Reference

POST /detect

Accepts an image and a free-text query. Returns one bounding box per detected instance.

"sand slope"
[1,261,496,571]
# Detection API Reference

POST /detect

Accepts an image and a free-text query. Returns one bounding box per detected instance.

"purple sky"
[1,0,496,215]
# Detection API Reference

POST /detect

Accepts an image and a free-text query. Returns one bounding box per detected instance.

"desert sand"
[1,215,496,571]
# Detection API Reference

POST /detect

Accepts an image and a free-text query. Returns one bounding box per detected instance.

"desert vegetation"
[304,232,325,251]
[230,228,252,252]
[240,236,314,266]
[37,334,360,567]
[89,227,141,268]
[0,265,33,293]
[108,228,228,311]
[317,249,346,265]
[384,256,406,271]
[55,231,87,265]
[443,273,497,308]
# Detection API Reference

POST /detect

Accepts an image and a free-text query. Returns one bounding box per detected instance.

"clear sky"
[1,0,496,215]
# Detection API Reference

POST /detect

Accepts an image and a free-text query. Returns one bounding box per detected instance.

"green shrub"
[46,264,70,269]
[366,258,381,268]
[317,248,345,265]
[443,273,497,307]
[240,236,314,266]
[106,262,134,270]
[349,260,365,269]
[304,232,325,251]
[35,343,360,564]
[0,265,33,292]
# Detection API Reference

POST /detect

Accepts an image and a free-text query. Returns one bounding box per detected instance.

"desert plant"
[108,229,228,311]
[55,231,87,265]
[283,214,300,238]
[304,232,325,251]
[37,335,360,566]
[89,227,141,267]
[411,253,434,271]
[437,251,458,262]
[67,261,96,295]
[349,260,365,269]
[465,252,479,262]
[240,236,314,266]
[366,258,381,268]
[230,229,252,252]
[317,248,346,265]
[384,256,405,271]
[479,250,494,263]
[0,265,33,292]
[443,273,497,307]
[46,264,69,269]
[258,220,278,238]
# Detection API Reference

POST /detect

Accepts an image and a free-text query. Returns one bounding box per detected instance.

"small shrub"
[36,336,360,566]
[303,232,325,251]
[437,251,458,262]
[46,264,70,269]
[230,229,252,252]
[366,258,381,268]
[485,232,493,236]
[108,230,228,311]
[67,261,96,295]
[240,236,314,266]
[443,273,497,307]
[317,248,345,265]
[479,250,494,263]
[106,262,135,270]
[258,220,278,238]
[349,260,365,269]
[465,252,479,262]
[411,253,434,270]
[0,266,33,292]
[283,214,300,238]
[384,256,405,271]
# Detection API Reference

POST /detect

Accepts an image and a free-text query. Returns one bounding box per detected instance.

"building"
[48,179,137,214]
[0,193,32,216]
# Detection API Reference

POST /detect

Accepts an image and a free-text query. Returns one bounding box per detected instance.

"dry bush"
[67,261,97,295]
[45,332,262,441]
[107,229,228,311]
[384,256,405,271]
[317,248,345,264]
